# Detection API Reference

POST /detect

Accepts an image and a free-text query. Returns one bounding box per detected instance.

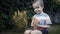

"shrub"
[13,10,28,32]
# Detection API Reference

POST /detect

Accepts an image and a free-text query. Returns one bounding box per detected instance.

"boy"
[31,0,52,34]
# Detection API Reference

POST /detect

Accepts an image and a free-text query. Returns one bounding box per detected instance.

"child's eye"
[36,7,39,8]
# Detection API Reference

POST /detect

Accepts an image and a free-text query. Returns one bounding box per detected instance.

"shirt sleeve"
[45,14,52,25]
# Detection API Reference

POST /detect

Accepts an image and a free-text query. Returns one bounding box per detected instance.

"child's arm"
[37,18,52,29]
[37,24,51,28]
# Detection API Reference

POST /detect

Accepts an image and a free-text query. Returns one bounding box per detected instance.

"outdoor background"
[0,0,60,34]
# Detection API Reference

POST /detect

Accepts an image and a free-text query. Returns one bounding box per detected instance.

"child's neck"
[37,11,44,14]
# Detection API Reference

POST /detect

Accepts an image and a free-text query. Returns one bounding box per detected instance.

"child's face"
[32,3,43,14]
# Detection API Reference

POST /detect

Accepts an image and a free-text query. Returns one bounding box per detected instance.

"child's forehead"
[32,3,40,8]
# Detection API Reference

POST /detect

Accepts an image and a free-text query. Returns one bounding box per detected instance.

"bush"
[13,10,28,32]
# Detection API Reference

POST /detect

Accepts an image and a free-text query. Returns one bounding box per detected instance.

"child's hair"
[32,0,44,7]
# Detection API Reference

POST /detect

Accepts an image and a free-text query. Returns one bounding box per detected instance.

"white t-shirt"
[31,12,52,25]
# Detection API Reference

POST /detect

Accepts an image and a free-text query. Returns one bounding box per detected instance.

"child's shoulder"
[43,13,49,17]
[32,14,36,18]
[33,14,38,17]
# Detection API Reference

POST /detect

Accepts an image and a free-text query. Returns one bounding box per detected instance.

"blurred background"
[0,0,60,34]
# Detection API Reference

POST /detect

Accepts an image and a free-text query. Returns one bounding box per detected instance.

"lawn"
[49,24,60,34]
[1,23,60,34]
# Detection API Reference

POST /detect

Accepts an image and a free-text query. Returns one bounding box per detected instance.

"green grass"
[49,24,60,34]
[1,24,60,34]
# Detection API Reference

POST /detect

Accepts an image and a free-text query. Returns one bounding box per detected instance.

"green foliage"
[0,0,18,30]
